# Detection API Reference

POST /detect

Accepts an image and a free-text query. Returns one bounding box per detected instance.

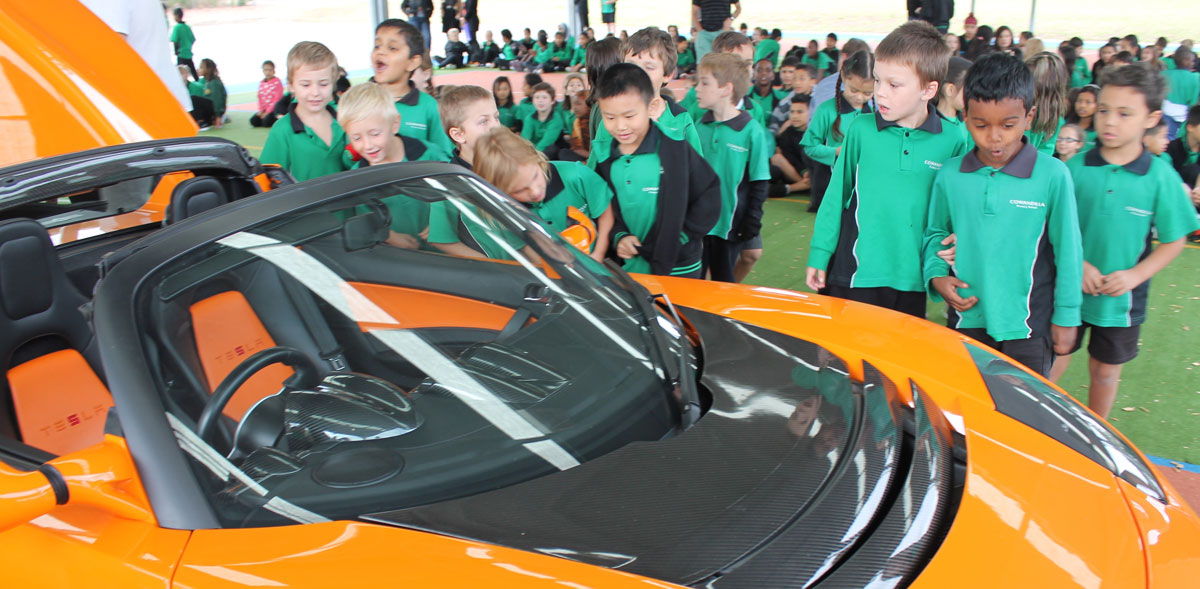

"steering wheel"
[196,346,322,447]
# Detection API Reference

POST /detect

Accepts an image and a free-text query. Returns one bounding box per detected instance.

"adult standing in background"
[692,0,741,61]
[462,0,479,44]
[402,0,434,51]
[81,0,192,112]
[918,0,953,33]
[442,0,461,35]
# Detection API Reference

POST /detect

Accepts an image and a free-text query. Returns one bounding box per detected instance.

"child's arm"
[800,105,838,166]
[534,116,564,152]
[682,147,722,244]
[573,164,616,260]
[591,208,615,262]
[1102,171,1200,295]
[1047,171,1083,353]
[211,81,227,119]
[735,124,774,241]
[805,121,858,290]
[1100,238,1186,295]
[520,114,536,141]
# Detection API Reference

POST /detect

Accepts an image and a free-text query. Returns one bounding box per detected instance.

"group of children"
[169,7,229,130]
[253,16,1198,421]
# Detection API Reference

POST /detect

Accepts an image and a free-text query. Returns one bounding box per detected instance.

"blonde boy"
[438,85,502,169]
[260,41,347,182]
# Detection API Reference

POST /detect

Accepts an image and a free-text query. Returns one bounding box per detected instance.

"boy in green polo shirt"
[592,64,720,277]
[170,8,196,80]
[1050,64,1200,418]
[475,127,615,261]
[513,73,542,126]
[923,53,1084,376]
[806,21,968,318]
[438,85,502,170]
[370,19,455,154]
[1166,104,1200,175]
[754,29,782,70]
[695,53,772,283]
[520,83,566,157]
[588,27,703,166]
[260,42,348,182]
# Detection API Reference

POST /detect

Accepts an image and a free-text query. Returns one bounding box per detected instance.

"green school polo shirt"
[681,86,700,120]
[924,142,1083,341]
[802,52,833,73]
[746,88,780,125]
[427,200,527,260]
[586,101,703,167]
[514,97,535,123]
[521,110,565,151]
[755,39,781,68]
[346,137,449,238]
[570,46,588,67]
[498,103,518,129]
[602,136,664,275]
[940,112,970,147]
[677,48,696,71]
[800,98,873,166]
[697,111,772,239]
[170,22,195,59]
[393,81,455,154]
[501,43,518,60]
[526,161,613,236]
[1162,56,1176,70]
[808,107,968,291]
[260,104,348,182]
[1069,58,1092,88]
[1165,69,1200,106]
[1068,148,1200,327]
[1025,116,1064,157]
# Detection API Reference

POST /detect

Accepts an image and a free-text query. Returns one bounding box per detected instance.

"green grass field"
[209,110,1200,463]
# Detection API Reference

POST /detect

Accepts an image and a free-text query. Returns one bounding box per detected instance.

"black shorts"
[958,329,1054,377]
[602,11,615,23]
[1066,322,1141,365]
[821,284,926,319]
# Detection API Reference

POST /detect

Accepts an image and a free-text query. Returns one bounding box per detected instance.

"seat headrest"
[166,176,230,225]
[0,219,66,320]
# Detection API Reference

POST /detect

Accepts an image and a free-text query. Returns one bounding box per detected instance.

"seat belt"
[280,277,348,371]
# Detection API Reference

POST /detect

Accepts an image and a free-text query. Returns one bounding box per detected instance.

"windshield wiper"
[603,260,701,430]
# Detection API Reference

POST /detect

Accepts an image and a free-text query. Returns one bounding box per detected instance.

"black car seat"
[164,176,231,225]
[0,219,111,455]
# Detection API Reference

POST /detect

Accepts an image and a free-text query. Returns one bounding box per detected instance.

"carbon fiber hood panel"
[363,309,954,587]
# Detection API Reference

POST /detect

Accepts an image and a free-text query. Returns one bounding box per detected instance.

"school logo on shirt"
[727,144,749,153]
[642,187,659,195]
[1009,199,1046,210]
[1124,206,1153,217]
[405,122,428,131]
[924,159,943,171]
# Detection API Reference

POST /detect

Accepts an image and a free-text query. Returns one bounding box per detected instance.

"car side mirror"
[0,435,151,532]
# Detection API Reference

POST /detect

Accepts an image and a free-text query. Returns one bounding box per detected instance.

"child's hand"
[1190,184,1200,207]
[1082,261,1104,295]
[835,147,841,157]
[936,233,957,266]
[616,235,641,259]
[1099,268,1143,296]
[930,276,978,311]
[805,267,826,291]
[385,231,421,249]
[1050,324,1078,356]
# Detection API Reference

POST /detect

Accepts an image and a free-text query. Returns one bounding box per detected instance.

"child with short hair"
[592,64,720,276]
[822,32,839,62]
[568,33,590,72]
[676,35,696,76]
[755,29,782,69]
[924,53,1083,376]
[434,28,470,69]
[535,31,573,73]
[438,84,501,169]
[802,39,834,78]
[492,76,518,130]
[747,58,782,123]
[770,93,812,194]
[1162,48,1198,139]
[474,127,615,261]
[800,49,874,212]
[370,19,455,153]
[521,82,567,157]
[1054,123,1085,161]
[261,41,348,182]
[1143,119,1171,164]
[1166,104,1200,175]
[495,29,521,70]
[513,72,543,126]
[767,60,816,133]
[806,21,968,317]
[251,60,284,128]
[695,53,772,282]
[1050,64,1200,417]
[170,7,197,80]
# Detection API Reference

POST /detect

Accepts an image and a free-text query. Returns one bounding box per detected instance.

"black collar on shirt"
[288,102,338,134]
[699,109,752,132]
[396,80,422,106]
[838,97,873,116]
[874,103,944,133]
[543,161,565,202]
[960,137,1038,178]
[663,92,687,116]
[1083,145,1153,175]
[449,149,473,170]
[609,122,662,160]
[358,134,428,166]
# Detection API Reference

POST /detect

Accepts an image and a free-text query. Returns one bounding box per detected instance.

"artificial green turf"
[210,113,1200,463]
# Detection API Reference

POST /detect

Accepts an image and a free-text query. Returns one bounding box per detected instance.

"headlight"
[964,342,1166,503]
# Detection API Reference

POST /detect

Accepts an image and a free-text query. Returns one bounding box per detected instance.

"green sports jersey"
[754,39,780,68]
[525,161,613,238]
[260,104,348,182]
[1068,148,1200,327]
[392,81,455,154]
[1164,69,1200,106]
[1025,116,1064,157]
[809,107,969,291]
[427,200,527,260]
[521,110,565,151]
[170,22,195,60]
[800,98,873,166]
[697,111,772,239]
[603,144,662,275]
[587,99,703,166]
[924,143,1083,341]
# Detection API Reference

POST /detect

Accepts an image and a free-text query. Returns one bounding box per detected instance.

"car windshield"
[135,171,686,527]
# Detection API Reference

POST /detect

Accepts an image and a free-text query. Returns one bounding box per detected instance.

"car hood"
[364,309,958,587]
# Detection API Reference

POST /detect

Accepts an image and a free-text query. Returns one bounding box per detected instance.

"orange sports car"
[1,159,1198,588]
